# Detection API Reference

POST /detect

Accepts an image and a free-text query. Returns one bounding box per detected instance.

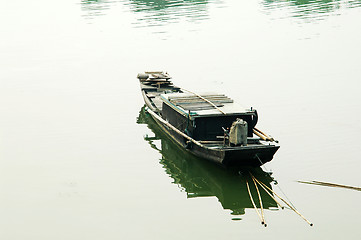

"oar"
[246,180,265,226]
[251,174,267,227]
[256,178,313,226]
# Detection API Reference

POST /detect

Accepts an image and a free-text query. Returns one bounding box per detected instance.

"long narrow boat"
[137,71,279,167]
[137,107,278,217]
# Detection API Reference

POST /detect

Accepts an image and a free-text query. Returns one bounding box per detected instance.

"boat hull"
[148,108,279,167]
[137,72,279,167]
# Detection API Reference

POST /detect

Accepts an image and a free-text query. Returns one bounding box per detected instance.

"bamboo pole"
[253,127,276,142]
[198,140,223,144]
[146,107,204,148]
[253,129,268,141]
[180,88,226,115]
[251,175,267,227]
[298,180,361,192]
[254,127,272,140]
[255,177,313,226]
[251,175,285,209]
[246,180,265,226]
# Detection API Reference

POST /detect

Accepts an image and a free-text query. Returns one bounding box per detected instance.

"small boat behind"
[137,71,279,167]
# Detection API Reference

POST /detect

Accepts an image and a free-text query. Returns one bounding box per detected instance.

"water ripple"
[81,0,224,27]
[262,0,361,22]
[80,0,117,19]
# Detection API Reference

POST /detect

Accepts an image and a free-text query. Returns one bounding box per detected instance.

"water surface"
[0,0,360,239]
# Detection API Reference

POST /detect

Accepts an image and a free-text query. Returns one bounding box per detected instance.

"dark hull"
[150,113,278,166]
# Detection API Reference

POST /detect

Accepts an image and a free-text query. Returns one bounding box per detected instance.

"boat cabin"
[160,93,258,141]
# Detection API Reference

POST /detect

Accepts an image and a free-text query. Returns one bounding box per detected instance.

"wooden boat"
[137,71,279,167]
[137,107,278,217]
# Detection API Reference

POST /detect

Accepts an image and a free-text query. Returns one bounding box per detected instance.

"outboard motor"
[229,118,248,146]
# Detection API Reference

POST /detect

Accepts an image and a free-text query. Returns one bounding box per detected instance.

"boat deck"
[161,92,253,117]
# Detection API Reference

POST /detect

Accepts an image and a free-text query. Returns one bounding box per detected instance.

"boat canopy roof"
[160,92,254,118]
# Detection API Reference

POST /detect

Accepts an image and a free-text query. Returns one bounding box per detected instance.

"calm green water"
[1,0,360,239]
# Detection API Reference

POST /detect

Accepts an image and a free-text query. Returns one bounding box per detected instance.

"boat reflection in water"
[137,106,279,220]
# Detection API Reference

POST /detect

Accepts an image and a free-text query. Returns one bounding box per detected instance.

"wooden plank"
[176,102,224,108]
[152,97,164,111]
[181,89,227,115]
[172,99,233,105]
[171,97,232,102]
[140,84,158,90]
[168,94,227,100]
[146,72,171,79]
[170,97,232,104]
[146,78,170,82]
[145,71,163,74]
[146,93,157,98]
[199,141,223,144]
[182,105,225,111]
[170,95,230,98]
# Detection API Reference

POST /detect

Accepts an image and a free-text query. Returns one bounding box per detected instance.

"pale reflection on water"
[128,0,214,27]
[81,0,224,27]
[80,0,115,18]
[262,0,361,22]
[81,0,361,25]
